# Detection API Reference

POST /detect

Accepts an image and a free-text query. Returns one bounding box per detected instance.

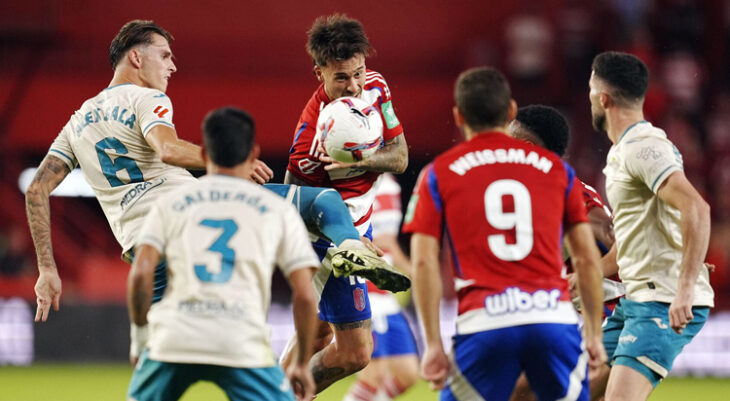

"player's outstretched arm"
[322,133,409,174]
[145,125,206,169]
[287,267,318,400]
[411,233,448,389]
[25,155,71,322]
[657,171,711,334]
[564,222,607,369]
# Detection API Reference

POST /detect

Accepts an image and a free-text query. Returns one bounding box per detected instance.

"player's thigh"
[215,366,294,401]
[372,312,418,359]
[522,323,589,401]
[611,299,709,387]
[127,351,196,401]
[332,319,373,352]
[604,364,653,401]
[441,328,523,401]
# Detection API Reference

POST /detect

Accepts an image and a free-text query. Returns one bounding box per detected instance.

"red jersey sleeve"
[562,161,589,226]
[364,71,403,141]
[402,164,442,239]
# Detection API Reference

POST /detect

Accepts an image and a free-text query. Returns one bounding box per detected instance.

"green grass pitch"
[0,364,728,400]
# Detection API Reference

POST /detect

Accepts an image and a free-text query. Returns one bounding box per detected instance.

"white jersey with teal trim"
[47,83,195,254]
[138,174,319,368]
[603,121,713,306]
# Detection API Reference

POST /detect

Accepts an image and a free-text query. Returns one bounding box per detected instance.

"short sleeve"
[562,162,589,226]
[401,164,443,239]
[276,204,320,277]
[136,90,175,137]
[48,123,78,170]
[370,72,403,141]
[136,202,167,253]
[623,136,684,193]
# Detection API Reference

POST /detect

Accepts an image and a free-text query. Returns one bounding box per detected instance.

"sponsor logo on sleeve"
[381,101,400,129]
[153,105,170,118]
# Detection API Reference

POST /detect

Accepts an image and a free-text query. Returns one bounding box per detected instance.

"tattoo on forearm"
[360,135,408,173]
[333,319,372,331]
[25,156,70,268]
[310,350,346,385]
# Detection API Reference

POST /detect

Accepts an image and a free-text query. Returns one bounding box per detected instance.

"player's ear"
[200,147,208,164]
[452,106,465,128]
[507,99,518,121]
[249,144,261,161]
[599,92,611,109]
[128,49,143,69]
[313,65,323,82]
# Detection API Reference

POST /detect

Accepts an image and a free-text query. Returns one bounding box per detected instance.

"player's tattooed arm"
[25,155,70,321]
[322,133,409,174]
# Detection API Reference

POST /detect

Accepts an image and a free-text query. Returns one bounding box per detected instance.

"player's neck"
[465,125,508,140]
[108,68,145,89]
[607,108,645,144]
[207,163,254,182]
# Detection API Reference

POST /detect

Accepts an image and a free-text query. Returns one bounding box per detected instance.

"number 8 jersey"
[402,132,588,334]
[47,83,196,255]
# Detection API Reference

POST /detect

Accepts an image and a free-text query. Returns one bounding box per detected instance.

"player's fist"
[34,267,62,322]
[421,344,449,390]
[585,335,608,369]
[669,288,694,334]
[287,362,315,401]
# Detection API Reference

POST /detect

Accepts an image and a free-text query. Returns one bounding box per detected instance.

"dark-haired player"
[127,107,319,401]
[283,14,409,392]
[26,20,273,359]
[507,105,621,401]
[590,51,713,401]
[405,67,606,400]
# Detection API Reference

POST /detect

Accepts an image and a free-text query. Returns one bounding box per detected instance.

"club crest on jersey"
[298,158,321,174]
[353,288,366,311]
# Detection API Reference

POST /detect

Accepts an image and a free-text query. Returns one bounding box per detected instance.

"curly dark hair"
[109,20,173,70]
[306,14,372,67]
[592,51,649,105]
[515,105,570,157]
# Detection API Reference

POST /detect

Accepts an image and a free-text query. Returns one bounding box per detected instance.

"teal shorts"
[128,350,294,401]
[602,298,709,387]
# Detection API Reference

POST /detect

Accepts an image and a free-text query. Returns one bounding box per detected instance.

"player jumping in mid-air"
[405,67,606,401]
[25,20,274,360]
[589,51,713,401]
[127,107,319,401]
[283,14,410,393]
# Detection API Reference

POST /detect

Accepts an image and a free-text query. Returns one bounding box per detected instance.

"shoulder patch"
[381,101,400,129]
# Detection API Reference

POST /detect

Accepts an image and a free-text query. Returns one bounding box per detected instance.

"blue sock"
[305,188,360,246]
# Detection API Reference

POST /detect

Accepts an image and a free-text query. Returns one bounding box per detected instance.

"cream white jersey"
[138,174,319,368]
[603,121,713,306]
[48,83,195,254]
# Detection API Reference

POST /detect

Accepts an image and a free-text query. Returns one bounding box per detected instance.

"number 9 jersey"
[47,83,196,256]
[402,132,588,333]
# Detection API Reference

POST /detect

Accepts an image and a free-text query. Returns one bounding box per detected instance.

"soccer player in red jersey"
[282,14,409,393]
[404,67,606,400]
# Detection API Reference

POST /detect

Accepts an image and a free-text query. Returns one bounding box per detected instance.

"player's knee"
[395,369,419,389]
[341,343,372,372]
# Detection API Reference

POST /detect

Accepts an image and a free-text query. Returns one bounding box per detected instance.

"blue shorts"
[371,312,418,358]
[312,226,372,324]
[602,298,709,387]
[443,324,588,401]
[128,350,294,401]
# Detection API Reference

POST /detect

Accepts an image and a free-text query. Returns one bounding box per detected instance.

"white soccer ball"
[317,97,384,163]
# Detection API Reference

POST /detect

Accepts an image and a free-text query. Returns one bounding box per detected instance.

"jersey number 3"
[95,137,144,187]
[484,179,533,261]
[195,219,238,283]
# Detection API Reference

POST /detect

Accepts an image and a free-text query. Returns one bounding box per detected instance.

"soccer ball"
[317,97,384,163]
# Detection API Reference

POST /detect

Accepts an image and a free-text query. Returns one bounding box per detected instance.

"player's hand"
[287,362,315,401]
[704,262,716,273]
[34,267,62,322]
[421,344,449,390]
[669,288,695,334]
[318,154,360,171]
[250,159,274,184]
[585,334,607,369]
[360,236,384,256]
[565,272,578,299]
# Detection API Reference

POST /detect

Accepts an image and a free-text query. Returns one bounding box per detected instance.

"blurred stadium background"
[1,0,730,399]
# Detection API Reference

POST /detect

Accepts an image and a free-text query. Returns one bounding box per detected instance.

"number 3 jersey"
[402,132,588,334]
[137,174,320,367]
[47,83,195,255]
